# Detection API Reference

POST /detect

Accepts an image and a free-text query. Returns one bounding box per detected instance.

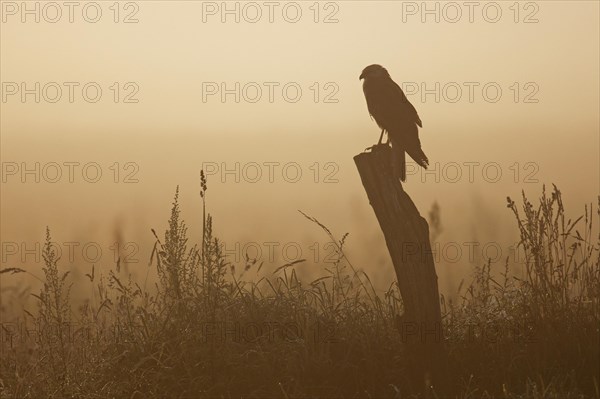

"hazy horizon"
[2,1,599,298]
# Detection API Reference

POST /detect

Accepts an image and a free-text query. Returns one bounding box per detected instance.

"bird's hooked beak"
[359,72,364,80]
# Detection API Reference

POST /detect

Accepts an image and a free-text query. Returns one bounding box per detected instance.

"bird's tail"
[389,135,407,182]
[389,130,429,182]
[406,146,429,170]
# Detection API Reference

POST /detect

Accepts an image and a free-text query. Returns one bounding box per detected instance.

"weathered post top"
[354,144,447,394]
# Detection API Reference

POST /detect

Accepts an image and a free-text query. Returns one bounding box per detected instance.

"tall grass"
[0,182,598,398]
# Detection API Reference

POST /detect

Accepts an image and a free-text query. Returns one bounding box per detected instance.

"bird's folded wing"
[391,80,423,128]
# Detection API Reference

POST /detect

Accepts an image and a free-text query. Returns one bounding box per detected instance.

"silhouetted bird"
[360,64,429,181]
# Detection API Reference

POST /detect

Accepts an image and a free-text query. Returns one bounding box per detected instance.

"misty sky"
[1,1,599,295]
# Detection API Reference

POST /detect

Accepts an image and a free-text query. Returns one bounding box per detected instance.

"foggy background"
[1,1,599,303]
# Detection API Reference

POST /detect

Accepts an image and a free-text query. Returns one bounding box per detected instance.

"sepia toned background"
[1,1,599,300]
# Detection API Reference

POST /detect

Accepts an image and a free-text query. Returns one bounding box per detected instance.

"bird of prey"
[359,64,429,181]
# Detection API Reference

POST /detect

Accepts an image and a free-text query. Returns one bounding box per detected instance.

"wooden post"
[354,144,447,395]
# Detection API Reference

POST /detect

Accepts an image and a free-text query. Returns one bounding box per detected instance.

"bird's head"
[359,64,389,80]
